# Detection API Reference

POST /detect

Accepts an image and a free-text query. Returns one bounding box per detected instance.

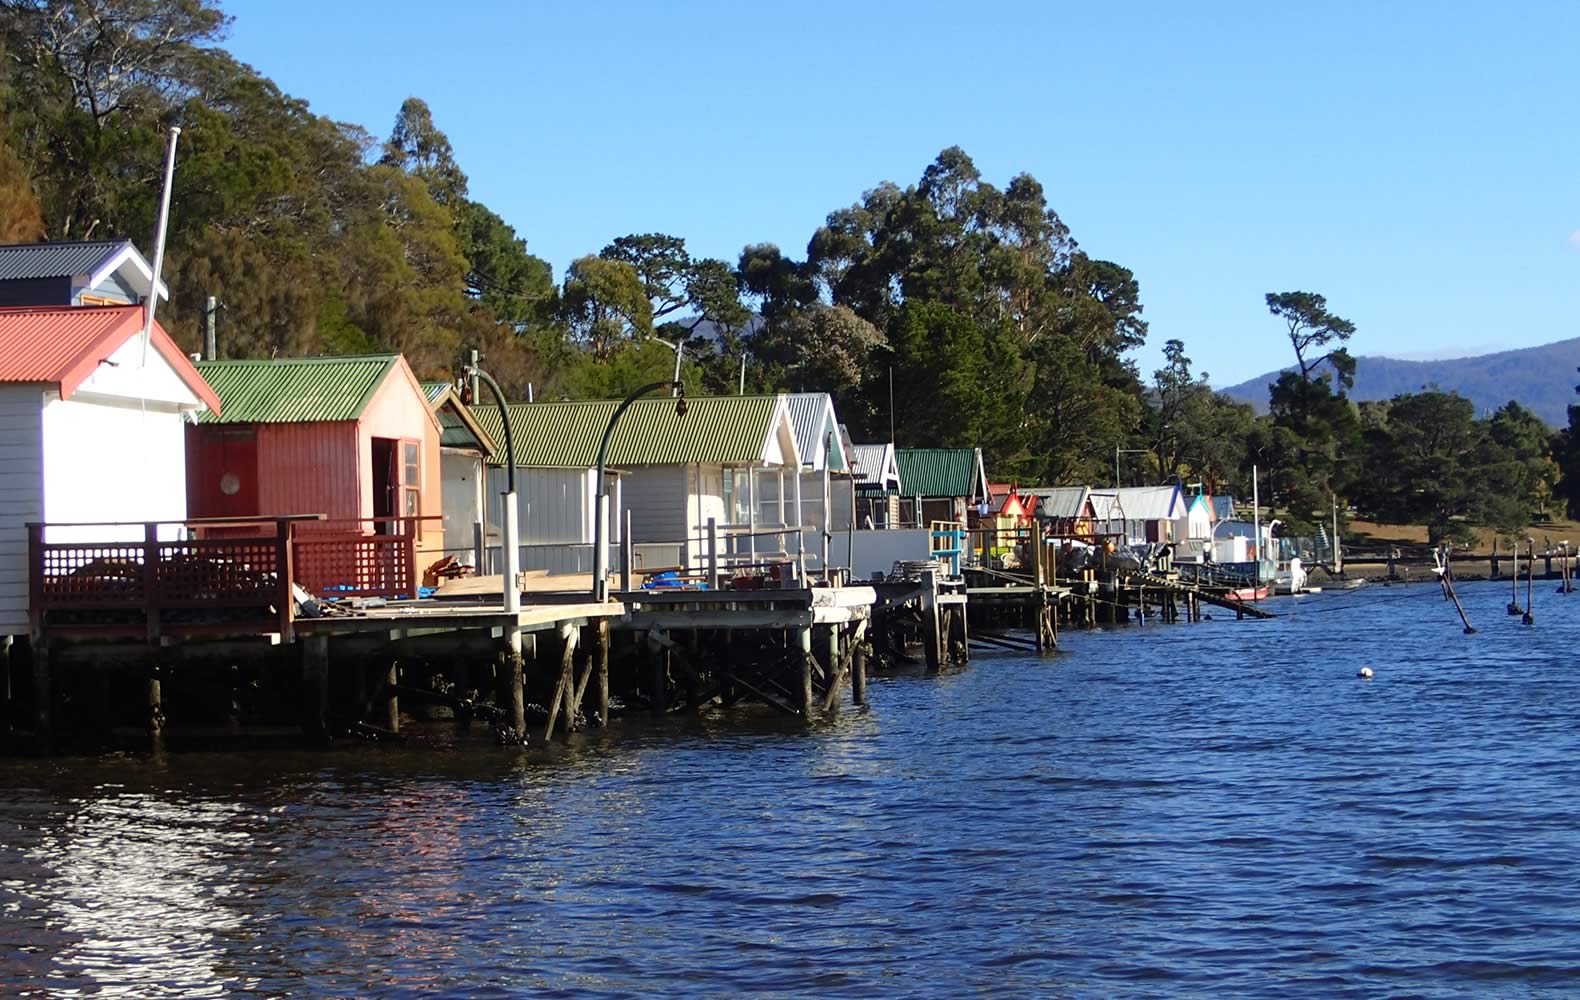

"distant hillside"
[1220,338,1580,426]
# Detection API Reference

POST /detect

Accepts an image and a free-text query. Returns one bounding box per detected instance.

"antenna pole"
[141,125,181,366]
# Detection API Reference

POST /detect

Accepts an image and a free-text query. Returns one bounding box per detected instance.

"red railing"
[29,518,299,641]
[291,517,429,600]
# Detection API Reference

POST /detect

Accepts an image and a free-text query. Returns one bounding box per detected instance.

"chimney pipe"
[203,295,218,360]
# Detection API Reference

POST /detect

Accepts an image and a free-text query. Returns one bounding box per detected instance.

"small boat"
[1229,585,1270,601]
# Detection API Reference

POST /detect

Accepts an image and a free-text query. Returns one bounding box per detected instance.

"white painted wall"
[485,466,595,545]
[440,450,483,561]
[43,393,189,543]
[624,466,689,549]
[0,386,44,635]
[829,528,939,581]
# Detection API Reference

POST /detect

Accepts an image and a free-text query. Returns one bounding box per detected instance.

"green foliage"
[1266,290,1357,388]
[1350,391,1560,542]
[559,255,653,357]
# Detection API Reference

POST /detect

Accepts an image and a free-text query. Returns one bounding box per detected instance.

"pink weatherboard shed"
[186,354,444,593]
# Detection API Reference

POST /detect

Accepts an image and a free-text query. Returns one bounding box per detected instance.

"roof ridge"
[0,302,139,314]
[0,238,128,249]
[195,353,401,366]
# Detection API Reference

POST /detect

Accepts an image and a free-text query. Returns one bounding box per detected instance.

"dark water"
[5,580,1580,997]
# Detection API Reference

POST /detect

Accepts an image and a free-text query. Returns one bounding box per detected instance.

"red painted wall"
[185,425,259,519]
[256,421,362,520]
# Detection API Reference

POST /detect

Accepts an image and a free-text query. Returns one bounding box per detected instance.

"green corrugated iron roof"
[195,355,400,424]
[421,380,496,456]
[895,447,987,499]
[474,395,788,467]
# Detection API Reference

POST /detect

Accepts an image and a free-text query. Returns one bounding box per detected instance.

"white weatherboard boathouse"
[0,304,220,636]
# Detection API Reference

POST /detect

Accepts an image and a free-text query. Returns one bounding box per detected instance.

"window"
[721,467,751,524]
[400,440,421,537]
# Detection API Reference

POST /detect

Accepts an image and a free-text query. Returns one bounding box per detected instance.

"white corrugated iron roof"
[1101,485,1184,521]
[850,442,901,489]
[784,392,848,472]
[1032,486,1091,519]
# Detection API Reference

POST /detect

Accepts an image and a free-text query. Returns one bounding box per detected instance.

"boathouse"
[1034,486,1098,537]
[894,447,990,527]
[1093,485,1186,545]
[780,392,854,570]
[850,441,903,528]
[0,239,166,307]
[0,304,220,636]
[186,354,443,594]
[475,395,801,582]
[1178,492,1214,540]
[423,380,496,566]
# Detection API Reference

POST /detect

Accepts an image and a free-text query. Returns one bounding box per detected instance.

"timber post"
[708,518,721,591]
[856,626,871,702]
[383,660,400,734]
[31,639,49,741]
[502,641,526,739]
[797,626,815,717]
[921,569,942,672]
[0,635,10,734]
[302,633,330,742]
[146,659,164,740]
[595,618,611,726]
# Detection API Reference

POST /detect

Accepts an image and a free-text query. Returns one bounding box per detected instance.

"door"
[371,437,396,531]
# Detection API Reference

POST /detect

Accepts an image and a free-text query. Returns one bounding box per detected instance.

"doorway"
[371,437,396,531]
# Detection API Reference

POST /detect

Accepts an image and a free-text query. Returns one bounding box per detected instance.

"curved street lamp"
[462,360,520,616]
[593,380,687,601]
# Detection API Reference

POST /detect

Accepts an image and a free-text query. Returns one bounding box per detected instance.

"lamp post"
[593,380,686,601]
[462,361,519,616]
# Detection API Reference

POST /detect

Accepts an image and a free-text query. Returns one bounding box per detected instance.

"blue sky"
[221,1,1579,387]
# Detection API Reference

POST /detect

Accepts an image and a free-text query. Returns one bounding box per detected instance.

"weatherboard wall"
[0,386,42,634]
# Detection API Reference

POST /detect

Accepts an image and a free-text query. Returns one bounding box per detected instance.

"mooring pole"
[1524,538,1536,626]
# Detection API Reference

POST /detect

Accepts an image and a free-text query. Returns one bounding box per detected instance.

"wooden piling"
[1,635,12,733]
[302,634,330,740]
[851,620,868,705]
[500,640,526,739]
[146,661,164,737]
[31,639,49,736]
[823,624,842,711]
[382,661,400,734]
[921,569,942,672]
[543,624,577,741]
[594,618,610,726]
[797,626,815,717]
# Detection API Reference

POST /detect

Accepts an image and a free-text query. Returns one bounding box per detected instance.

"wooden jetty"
[8,515,905,751]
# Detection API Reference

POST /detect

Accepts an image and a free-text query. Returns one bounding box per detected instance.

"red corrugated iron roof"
[0,304,220,414]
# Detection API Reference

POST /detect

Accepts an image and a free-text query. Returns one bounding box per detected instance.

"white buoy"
[1357,666,1374,679]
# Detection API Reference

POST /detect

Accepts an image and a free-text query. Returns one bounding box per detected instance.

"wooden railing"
[292,517,433,600]
[29,518,300,642]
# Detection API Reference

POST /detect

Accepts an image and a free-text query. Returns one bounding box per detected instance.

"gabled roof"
[1211,495,1236,520]
[850,442,902,490]
[0,304,218,412]
[784,392,849,472]
[0,239,167,299]
[195,354,408,424]
[1102,485,1184,521]
[894,447,989,501]
[474,394,800,469]
[1034,485,1092,519]
[422,380,497,456]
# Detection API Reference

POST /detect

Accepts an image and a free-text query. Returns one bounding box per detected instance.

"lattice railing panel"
[294,533,413,599]
[155,540,283,606]
[36,543,147,607]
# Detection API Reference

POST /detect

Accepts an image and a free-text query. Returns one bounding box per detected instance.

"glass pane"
[403,489,419,516]
[403,443,419,484]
